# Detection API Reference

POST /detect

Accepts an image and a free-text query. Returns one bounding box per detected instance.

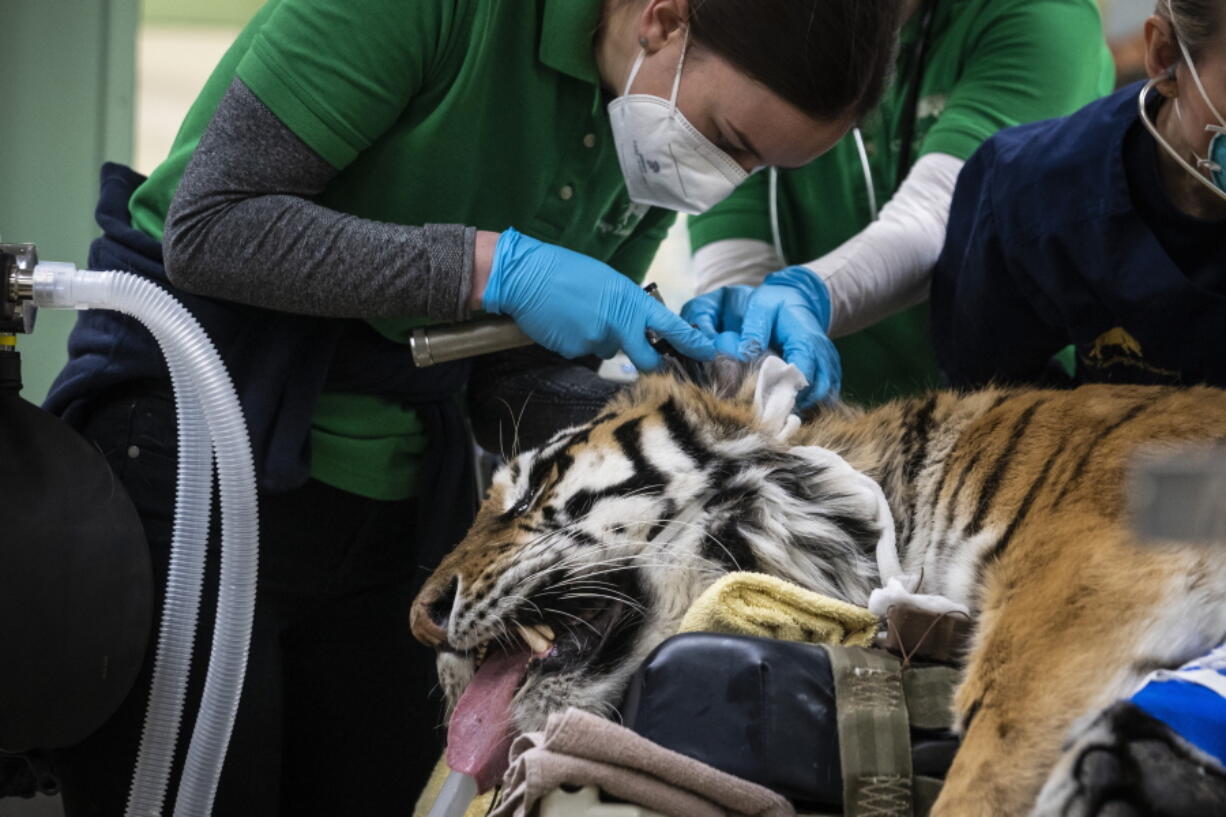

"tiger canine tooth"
[537,624,556,641]
[518,624,553,655]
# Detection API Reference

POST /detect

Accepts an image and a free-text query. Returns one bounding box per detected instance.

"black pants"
[52,387,444,815]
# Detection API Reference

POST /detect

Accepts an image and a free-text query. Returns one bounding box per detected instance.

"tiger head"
[410,359,887,731]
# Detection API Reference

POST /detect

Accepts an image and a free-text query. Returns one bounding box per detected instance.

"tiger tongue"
[446,646,532,792]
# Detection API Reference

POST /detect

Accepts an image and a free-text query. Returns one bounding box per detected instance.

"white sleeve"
[803,152,965,338]
[690,238,783,294]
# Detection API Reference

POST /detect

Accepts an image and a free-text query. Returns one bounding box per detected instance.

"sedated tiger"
[411,358,1226,816]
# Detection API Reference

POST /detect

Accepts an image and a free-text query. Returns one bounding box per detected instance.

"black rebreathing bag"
[622,633,958,810]
[0,371,152,757]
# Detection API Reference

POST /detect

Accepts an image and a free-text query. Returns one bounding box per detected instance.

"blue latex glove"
[681,269,840,404]
[483,228,715,371]
[739,267,840,406]
[695,267,839,407]
[681,285,753,335]
[680,286,753,358]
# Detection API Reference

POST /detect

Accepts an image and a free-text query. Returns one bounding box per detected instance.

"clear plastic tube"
[428,771,479,817]
[33,264,258,817]
[126,325,212,816]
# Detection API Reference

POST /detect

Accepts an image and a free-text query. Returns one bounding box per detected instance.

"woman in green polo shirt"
[45,1,907,814]
[683,0,1117,406]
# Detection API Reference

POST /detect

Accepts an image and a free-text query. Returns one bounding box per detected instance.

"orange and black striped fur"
[412,360,1226,816]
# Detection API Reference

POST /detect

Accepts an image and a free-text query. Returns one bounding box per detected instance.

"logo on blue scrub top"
[1081,327,1180,382]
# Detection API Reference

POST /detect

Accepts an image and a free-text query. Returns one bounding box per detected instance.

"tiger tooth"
[518,624,553,655]
[537,624,555,641]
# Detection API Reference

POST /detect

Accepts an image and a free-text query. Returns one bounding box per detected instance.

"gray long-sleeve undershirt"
[163,78,474,322]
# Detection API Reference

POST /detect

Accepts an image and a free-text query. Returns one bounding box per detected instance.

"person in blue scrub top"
[931,0,1226,389]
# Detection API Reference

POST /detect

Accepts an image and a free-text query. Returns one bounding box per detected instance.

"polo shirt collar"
[540,0,603,85]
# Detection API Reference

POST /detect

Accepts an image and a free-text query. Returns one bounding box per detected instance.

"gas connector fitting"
[1,243,39,334]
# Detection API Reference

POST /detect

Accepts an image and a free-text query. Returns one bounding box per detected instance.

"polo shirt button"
[583,133,597,148]
[559,185,575,201]
[127,445,140,459]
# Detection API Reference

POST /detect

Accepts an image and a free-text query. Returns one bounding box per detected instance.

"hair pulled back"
[688,0,904,122]
[1158,0,1223,59]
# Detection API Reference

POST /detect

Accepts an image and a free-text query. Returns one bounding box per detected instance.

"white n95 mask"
[608,29,748,215]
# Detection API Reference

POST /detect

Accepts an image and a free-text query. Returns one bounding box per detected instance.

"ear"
[656,349,712,389]
[708,355,753,400]
[637,0,691,52]
[1144,14,1183,97]
[654,355,753,400]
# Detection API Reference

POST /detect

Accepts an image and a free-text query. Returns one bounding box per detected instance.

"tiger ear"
[657,353,706,387]
[656,354,750,398]
[708,355,754,399]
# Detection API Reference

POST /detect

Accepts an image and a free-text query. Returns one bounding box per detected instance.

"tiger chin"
[411,357,1226,817]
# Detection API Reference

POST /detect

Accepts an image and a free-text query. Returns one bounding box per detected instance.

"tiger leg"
[931,521,1217,817]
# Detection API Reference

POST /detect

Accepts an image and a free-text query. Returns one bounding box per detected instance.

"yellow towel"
[679,571,878,647]
[413,756,496,817]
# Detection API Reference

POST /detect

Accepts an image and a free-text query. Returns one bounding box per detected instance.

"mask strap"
[623,49,648,96]
[667,27,690,113]
[1138,77,1226,203]
[1175,36,1226,132]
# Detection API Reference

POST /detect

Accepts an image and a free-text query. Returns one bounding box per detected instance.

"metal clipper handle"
[410,317,533,367]
[410,283,668,368]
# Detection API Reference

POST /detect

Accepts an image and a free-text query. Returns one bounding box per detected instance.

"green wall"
[0,0,260,405]
[142,0,263,27]
[0,1,137,404]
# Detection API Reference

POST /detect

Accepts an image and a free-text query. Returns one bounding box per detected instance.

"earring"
[638,36,648,47]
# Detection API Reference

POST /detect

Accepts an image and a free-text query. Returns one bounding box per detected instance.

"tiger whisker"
[501,593,544,620]
[542,606,603,636]
[510,390,535,459]
[549,581,645,601]
[556,591,647,615]
[555,586,647,607]
[510,544,662,588]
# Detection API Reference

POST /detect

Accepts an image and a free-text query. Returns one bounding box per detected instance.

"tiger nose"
[411,577,457,647]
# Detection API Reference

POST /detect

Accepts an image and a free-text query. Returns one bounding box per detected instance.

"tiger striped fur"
[411,359,1226,816]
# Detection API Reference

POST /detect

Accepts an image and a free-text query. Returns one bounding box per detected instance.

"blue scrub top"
[932,82,1226,389]
[1131,645,1226,768]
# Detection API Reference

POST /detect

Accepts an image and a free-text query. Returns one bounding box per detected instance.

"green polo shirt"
[688,0,1114,404]
[128,0,673,500]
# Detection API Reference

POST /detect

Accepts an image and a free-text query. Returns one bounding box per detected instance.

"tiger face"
[410,362,887,731]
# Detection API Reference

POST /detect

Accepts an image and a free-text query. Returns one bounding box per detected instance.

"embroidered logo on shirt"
[917,94,948,122]
[1082,327,1180,380]
[1089,327,1144,361]
[597,199,650,238]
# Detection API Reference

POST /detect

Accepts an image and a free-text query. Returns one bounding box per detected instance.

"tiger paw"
[1032,702,1226,817]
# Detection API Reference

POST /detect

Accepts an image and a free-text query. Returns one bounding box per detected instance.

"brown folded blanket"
[490,708,795,817]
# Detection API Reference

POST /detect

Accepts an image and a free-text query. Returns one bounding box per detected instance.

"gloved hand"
[680,285,754,358]
[483,228,715,371]
[697,266,840,408]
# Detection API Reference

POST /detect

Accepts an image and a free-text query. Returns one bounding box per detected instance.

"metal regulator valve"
[0,243,39,389]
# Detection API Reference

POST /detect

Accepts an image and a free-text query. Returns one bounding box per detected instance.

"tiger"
[410,358,1226,816]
